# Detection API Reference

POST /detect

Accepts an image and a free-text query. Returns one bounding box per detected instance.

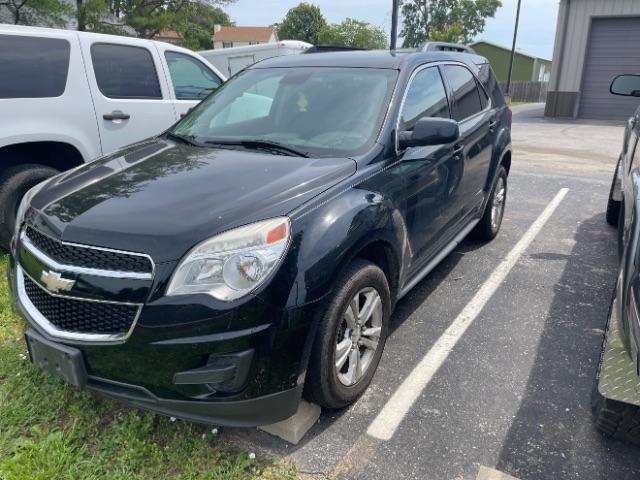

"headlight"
[167,217,291,301]
[15,180,48,236]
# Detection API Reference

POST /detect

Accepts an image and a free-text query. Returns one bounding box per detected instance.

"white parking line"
[367,188,569,441]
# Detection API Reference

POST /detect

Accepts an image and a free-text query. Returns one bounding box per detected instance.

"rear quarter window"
[477,63,505,107]
[0,35,70,99]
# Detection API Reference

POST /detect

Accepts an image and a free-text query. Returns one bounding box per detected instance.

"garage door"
[579,17,640,120]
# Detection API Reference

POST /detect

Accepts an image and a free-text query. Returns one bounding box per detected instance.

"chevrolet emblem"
[40,270,75,293]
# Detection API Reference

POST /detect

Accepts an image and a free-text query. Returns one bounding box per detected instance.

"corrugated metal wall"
[549,0,640,93]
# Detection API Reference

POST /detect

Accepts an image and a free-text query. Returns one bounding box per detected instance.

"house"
[154,30,182,45]
[470,41,552,83]
[212,25,277,49]
[546,0,640,120]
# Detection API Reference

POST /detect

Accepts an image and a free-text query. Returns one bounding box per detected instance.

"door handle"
[453,144,464,157]
[103,110,130,121]
[489,120,498,132]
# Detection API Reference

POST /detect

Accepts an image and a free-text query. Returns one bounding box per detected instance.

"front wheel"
[304,259,391,409]
[0,164,59,250]
[472,166,507,241]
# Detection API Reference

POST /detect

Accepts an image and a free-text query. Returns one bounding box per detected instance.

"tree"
[277,2,326,44]
[1,0,70,26]
[74,0,234,39]
[400,0,501,47]
[174,3,232,50]
[317,18,388,49]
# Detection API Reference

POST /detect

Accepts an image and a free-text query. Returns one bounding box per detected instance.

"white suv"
[0,24,226,249]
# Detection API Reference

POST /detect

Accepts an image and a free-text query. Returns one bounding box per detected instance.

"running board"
[397,219,479,300]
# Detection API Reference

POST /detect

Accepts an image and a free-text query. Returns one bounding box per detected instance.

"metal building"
[545,0,640,120]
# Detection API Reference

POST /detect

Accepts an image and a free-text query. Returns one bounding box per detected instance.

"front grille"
[25,227,152,274]
[23,275,139,335]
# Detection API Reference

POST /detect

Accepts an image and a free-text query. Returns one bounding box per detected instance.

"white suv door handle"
[103,110,130,121]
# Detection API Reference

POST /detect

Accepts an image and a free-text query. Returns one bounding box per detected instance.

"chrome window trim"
[17,266,142,343]
[21,229,154,280]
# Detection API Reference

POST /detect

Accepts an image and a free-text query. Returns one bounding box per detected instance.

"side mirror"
[611,74,640,97]
[399,117,460,150]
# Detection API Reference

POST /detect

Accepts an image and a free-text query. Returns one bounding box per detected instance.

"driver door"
[398,65,460,270]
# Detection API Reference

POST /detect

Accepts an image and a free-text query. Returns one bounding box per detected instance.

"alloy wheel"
[491,176,506,231]
[334,287,383,387]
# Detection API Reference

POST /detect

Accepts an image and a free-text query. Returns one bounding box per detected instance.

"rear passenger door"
[80,38,177,155]
[442,64,494,217]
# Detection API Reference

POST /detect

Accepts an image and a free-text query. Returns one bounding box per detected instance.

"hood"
[30,139,356,262]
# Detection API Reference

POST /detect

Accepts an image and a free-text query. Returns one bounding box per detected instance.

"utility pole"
[391,0,399,50]
[506,0,522,97]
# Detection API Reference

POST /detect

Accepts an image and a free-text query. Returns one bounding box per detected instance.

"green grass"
[0,253,297,480]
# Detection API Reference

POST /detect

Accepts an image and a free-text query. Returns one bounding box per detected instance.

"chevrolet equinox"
[9,50,512,426]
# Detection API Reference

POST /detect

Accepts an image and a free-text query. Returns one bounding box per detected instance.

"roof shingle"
[213,26,275,42]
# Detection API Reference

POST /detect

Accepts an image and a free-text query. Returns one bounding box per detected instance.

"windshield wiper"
[166,131,203,147]
[203,139,310,158]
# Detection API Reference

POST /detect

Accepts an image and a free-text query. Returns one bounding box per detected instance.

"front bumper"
[8,253,316,427]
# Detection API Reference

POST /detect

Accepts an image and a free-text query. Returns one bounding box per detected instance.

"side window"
[0,35,70,98]
[91,44,162,99]
[477,63,504,106]
[443,65,483,121]
[165,51,223,100]
[400,67,450,130]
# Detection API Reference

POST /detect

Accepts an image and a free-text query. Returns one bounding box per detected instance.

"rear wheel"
[592,380,640,446]
[0,164,59,250]
[606,158,622,227]
[304,259,391,409]
[472,166,507,241]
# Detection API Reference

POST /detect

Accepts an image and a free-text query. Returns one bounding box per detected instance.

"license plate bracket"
[25,330,87,388]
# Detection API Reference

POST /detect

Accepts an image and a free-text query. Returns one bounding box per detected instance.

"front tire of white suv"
[0,164,58,250]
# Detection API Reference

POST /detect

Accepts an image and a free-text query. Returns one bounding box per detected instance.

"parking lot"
[212,104,640,479]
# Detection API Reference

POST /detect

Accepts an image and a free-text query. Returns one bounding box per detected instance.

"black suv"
[9,50,512,426]
[594,74,640,444]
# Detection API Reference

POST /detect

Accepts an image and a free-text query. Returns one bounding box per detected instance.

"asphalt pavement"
[224,104,640,479]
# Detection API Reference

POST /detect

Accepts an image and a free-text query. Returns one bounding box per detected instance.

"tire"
[0,164,59,250]
[607,158,622,227]
[304,259,391,409]
[472,165,507,241]
[592,380,640,446]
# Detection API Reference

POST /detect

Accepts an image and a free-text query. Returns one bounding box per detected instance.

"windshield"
[172,67,398,157]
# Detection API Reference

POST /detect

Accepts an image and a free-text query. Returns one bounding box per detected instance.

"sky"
[225,0,559,60]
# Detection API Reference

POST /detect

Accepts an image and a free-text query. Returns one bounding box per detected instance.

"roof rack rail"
[304,45,369,54]
[420,42,476,54]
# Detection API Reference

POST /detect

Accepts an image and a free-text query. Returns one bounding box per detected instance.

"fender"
[293,188,405,308]
[0,134,94,165]
[281,186,406,309]
[483,107,512,195]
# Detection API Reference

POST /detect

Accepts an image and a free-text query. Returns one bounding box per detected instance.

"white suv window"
[90,44,162,99]
[0,35,70,98]
[165,51,222,100]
